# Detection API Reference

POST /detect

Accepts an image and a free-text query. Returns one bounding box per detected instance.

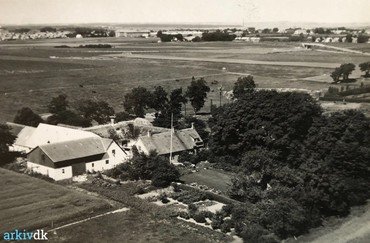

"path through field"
[118,53,341,68]
[48,207,129,232]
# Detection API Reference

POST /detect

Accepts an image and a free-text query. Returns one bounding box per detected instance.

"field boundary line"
[48,207,129,232]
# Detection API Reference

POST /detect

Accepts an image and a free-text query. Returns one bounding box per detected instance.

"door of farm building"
[72,163,86,176]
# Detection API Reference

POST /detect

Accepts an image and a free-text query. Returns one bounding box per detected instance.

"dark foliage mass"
[0,124,16,164]
[232,75,256,99]
[208,90,370,241]
[201,30,236,42]
[76,99,115,124]
[14,107,43,127]
[186,77,210,113]
[106,149,180,188]
[46,94,91,127]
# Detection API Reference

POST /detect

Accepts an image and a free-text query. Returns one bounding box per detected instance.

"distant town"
[1,25,370,43]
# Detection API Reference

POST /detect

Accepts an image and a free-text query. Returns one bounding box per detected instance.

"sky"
[0,0,369,26]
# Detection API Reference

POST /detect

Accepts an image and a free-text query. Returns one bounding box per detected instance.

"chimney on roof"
[110,115,116,125]
[191,122,195,129]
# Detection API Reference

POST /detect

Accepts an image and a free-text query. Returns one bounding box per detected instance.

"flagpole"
[169,113,173,163]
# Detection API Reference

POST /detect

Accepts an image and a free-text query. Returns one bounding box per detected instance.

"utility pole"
[169,113,173,163]
[219,85,223,107]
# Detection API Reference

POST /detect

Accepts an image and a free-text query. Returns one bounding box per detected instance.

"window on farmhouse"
[62,169,65,174]
[112,149,116,157]
[41,154,45,161]
[106,160,109,164]
[92,163,94,167]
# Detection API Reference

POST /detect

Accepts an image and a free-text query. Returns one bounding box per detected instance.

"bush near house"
[105,150,180,188]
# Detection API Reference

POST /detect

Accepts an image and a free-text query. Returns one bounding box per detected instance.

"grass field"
[1,38,370,122]
[0,168,111,234]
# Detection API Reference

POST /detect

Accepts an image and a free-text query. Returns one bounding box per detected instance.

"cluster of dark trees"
[65,27,115,38]
[40,27,57,32]
[201,30,236,42]
[13,95,117,128]
[157,32,184,42]
[359,62,370,77]
[207,86,370,241]
[331,61,370,83]
[331,63,356,83]
[123,77,210,128]
[77,44,112,48]
[107,147,180,187]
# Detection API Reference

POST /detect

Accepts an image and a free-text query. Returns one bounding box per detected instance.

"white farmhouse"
[27,137,128,181]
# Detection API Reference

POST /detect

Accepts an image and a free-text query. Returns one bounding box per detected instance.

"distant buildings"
[115,29,151,38]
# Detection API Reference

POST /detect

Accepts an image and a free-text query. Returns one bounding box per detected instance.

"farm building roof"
[5,122,28,136]
[138,128,203,155]
[25,123,99,149]
[37,137,109,163]
[82,119,169,139]
[13,126,36,148]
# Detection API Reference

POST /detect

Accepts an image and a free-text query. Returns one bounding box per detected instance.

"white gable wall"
[86,142,130,172]
[27,162,73,181]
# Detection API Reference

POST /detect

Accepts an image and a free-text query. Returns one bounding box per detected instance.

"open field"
[1,38,370,121]
[0,168,112,234]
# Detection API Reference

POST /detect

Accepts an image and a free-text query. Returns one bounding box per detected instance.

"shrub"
[151,162,180,187]
[211,213,224,230]
[188,203,198,215]
[159,194,170,204]
[193,212,206,223]
[220,219,232,233]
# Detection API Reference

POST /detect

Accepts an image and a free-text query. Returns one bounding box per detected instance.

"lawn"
[181,168,233,195]
[0,168,111,233]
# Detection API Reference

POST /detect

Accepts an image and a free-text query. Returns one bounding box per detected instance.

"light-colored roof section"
[82,120,170,139]
[14,126,36,148]
[100,138,113,150]
[25,123,99,149]
[39,137,107,162]
[138,128,203,155]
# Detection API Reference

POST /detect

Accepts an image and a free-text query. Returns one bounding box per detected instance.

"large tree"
[14,107,43,127]
[330,63,356,83]
[76,99,115,124]
[359,62,370,77]
[149,86,168,112]
[47,94,69,114]
[232,75,256,99]
[123,87,152,117]
[153,88,187,128]
[186,78,210,113]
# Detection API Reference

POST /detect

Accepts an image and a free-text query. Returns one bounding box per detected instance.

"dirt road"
[119,53,341,69]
